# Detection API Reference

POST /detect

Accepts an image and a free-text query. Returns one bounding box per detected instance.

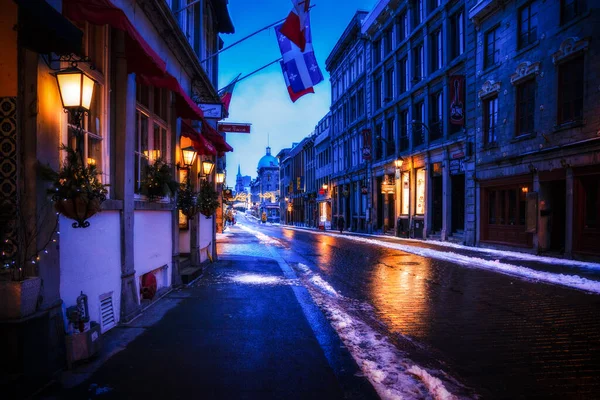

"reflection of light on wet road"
[370,252,433,338]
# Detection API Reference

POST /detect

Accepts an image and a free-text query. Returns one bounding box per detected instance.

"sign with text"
[198,103,223,119]
[218,123,251,133]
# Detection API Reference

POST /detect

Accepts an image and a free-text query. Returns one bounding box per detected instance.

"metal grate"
[100,294,115,332]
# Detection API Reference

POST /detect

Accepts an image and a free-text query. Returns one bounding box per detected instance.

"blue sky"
[219,0,376,187]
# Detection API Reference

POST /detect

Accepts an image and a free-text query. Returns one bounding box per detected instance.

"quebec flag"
[275,14,324,96]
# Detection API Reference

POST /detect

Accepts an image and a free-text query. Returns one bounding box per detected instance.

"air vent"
[100,294,115,332]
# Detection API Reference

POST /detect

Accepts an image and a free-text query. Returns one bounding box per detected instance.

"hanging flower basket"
[39,145,108,229]
[361,187,369,194]
[54,195,102,228]
[198,180,219,218]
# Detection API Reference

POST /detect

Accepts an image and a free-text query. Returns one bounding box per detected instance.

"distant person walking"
[338,215,345,234]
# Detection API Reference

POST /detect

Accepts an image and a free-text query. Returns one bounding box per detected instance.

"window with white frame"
[70,22,108,184]
[134,84,171,194]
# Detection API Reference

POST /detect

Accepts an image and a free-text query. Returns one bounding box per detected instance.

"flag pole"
[201,5,316,64]
[217,58,283,92]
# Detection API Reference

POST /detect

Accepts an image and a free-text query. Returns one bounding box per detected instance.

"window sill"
[482,63,501,75]
[558,10,592,34]
[515,40,540,57]
[134,200,175,211]
[101,199,123,211]
[553,119,585,133]
[510,133,536,143]
[482,142,499,151]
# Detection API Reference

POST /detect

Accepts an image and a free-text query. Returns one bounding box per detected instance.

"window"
[135,84,171,194]
[430,29,442,72]
[558,57,584,124]
[486,187,529,227]
[401,171,410,215]
[431,0,442,9]
[561,0,587,24]
[385,29,393,54]
[385,68,394,101]
[398,56,409,93]
[518,3,538,49]
[357,88,365,116]
[484,26,500,69]
[385,117,395,157]
[374,76,383,110]
[413,44,424,82]
[350,95,357,121]
[397,12,408,43]
[373,40,381,64]
[399,110,409,151]
[416,168,426,215]
[516,79,536,136]
[415,0,425,25]
[430,91,443,141]
[70,23,107,182]
[450,11,464,59]
[375,123,383,160]
[413,101,425,147]
[484,97,499,144]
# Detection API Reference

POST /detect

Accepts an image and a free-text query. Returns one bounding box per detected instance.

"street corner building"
[0,0,234,393]
[276,0,600,261]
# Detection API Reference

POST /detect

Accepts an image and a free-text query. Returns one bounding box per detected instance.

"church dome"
[257,146,278,169]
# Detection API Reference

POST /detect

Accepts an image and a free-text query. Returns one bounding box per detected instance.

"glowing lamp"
[216,170,225,184]
[394,157,404,169]
[180,146,197,168]
[202,160,214,176]
[54,67,95,112]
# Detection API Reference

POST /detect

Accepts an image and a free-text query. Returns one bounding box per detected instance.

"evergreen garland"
[198,180,219,217]
[177,177,199,217]
[140,159,179,202]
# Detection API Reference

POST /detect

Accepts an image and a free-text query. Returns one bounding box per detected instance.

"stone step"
[180,266,202,285]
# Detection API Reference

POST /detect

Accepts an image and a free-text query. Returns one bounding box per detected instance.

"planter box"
[0,277,41,320]
[65,322,102,369]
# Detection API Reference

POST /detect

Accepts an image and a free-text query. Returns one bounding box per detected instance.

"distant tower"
[235,164,244,193]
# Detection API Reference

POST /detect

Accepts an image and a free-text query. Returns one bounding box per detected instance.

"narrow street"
[239,215,600,399]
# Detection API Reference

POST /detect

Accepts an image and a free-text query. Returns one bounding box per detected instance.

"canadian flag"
[279,0,310,52]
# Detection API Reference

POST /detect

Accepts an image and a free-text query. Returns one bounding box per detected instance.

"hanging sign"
[449,75,465,125]
[198,103,223,119]
[361,129,372,160]
[218,123,251,133]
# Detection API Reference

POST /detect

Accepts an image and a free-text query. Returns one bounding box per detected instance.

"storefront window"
[401,172,410,215]
[415,169,425,215]
[583,176,599,228]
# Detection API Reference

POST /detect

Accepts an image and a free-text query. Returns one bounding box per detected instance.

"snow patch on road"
[231,273,286,285]
[238,224,283,246]
[293,263,469,400]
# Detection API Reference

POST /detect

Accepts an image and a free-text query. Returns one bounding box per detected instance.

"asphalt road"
[245,217,600,399]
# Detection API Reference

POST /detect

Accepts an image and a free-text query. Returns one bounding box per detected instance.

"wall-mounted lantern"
[199,158,214,179]
[54,67,95,124]
[179,146,198,170]
[216,170,225,184]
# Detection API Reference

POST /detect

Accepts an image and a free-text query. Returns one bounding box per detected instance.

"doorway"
[376,176,384,230]
[548,180,566,252]
[451,174,465,233]
[431,175,443,233]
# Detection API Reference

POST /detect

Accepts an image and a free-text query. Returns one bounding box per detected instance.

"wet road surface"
[247,218,600,399]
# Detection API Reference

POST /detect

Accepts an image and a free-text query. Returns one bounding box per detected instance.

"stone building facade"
[469,0,600,257]
[326,11,371,233]
[363,0,475,243]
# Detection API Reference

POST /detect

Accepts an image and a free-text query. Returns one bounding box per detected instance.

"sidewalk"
[36,227,377,400]
[275,222,600,283]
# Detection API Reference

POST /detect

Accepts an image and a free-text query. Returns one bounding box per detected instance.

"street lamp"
[394,156,404,169]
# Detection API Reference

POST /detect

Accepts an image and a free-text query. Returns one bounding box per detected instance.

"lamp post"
[411,120,430,145]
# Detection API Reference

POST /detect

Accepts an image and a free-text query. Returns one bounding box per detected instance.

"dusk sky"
[219,0,376,187]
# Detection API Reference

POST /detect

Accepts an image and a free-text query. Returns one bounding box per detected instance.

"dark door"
[376,176,384,230]
[387,193,395,231]
[451,174,465,233]
[432,175,443,233]
[549,181,566,252]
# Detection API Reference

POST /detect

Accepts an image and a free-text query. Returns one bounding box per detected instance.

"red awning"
[138,74,204,120]
[181,120,216,156]
[201,119,234,153]
[63,0,166,77]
